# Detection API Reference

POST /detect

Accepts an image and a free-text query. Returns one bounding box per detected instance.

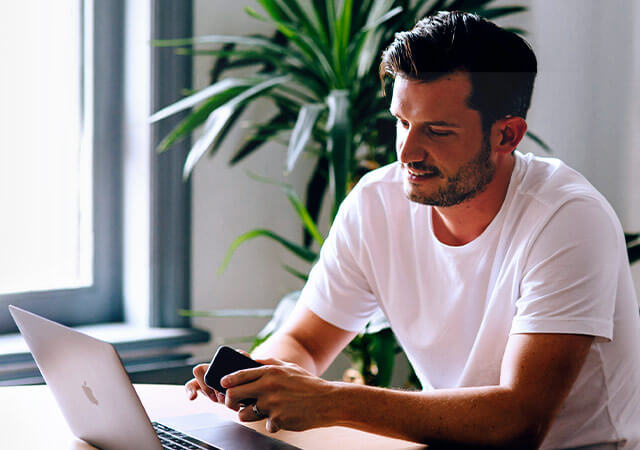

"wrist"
[322,381,362,428]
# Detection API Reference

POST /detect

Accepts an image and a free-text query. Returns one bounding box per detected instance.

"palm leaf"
[218,228,318,275]
[448,0,499,11]
[271,20,338,87]
[149,77,255,123]
[282,264,311,282]
[153,34,311,71]
[246,172,325,247]
[229,116,292,165]
[156,86,247,152]
[256,0,292,23]
[525,130,551,153]
[326,90,352,216]
[417,0,449,18]
[286,103,325,173]
[477,6,527,20]
[183,76,290,179]
[279,0,322,38]
[209,42,235,83]
[335,0,354,78]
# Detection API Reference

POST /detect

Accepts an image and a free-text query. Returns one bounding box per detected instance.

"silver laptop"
[9,305,300,450]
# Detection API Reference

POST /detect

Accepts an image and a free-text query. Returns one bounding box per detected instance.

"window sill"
[0,323,209,385]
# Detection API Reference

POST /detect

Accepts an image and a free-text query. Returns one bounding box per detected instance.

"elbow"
[491,417,549,450]
[420,419,549,450]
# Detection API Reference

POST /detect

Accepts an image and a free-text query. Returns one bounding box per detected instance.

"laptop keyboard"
[153,422,223,450]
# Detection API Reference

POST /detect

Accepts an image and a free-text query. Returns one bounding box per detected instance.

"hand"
[185,363,227,404]
[185,348,254,404]
[221,357,338,433]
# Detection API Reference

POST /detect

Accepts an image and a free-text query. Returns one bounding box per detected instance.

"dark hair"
[380,11,537,133]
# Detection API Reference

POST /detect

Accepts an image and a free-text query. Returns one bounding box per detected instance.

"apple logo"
[82,381,99,406]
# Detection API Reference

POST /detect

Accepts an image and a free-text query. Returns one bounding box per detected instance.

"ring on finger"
[252,403,267,419]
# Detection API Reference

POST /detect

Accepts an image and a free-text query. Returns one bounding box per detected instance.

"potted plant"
[152,0,537,387]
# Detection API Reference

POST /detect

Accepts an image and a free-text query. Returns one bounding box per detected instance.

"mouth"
[405,165,441,181]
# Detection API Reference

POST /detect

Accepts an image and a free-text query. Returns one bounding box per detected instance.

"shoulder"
[514,152,609,207]
[509,152,624,256]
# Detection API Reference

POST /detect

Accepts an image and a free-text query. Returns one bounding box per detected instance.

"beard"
[405,134,496,207]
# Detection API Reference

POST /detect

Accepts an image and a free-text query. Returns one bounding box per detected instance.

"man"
[186,12,640,449]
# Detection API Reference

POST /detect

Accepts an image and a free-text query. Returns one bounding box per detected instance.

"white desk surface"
[0,384,425,449]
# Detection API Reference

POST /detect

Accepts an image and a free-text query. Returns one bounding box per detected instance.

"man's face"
[390,72,496,207]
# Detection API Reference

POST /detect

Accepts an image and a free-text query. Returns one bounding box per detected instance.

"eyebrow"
[389,110,461,128]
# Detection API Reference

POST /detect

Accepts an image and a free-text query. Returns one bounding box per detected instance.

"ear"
[491,116,527,154]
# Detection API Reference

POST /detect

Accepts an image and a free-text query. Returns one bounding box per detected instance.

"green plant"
[152,0,538,242]
[156,0,536,387]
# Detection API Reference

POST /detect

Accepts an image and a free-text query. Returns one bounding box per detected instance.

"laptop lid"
[9,305,162,450]
[9,305,301,450]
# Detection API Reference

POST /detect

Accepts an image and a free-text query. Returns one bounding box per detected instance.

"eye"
[396,118,409,129]
[427,128,453,137]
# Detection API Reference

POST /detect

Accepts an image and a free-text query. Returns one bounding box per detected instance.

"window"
[0,0,123,333]
[0,0,194,333]
[1,2,90,295]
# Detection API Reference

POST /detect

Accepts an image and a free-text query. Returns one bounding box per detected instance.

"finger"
[253,356,285,366]
[192,364,220,402]
[237,404,264,423]
[266,417,280,433]
[221,366,267,389]
[184,378,200,400]
[235,348,251,358]
[225,384,259,411]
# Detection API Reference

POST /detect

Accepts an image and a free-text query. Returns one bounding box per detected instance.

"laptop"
[9,305,301,450]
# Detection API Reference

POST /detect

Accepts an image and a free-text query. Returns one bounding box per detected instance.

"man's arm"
[222,329,593,448]
[250,303,357,375]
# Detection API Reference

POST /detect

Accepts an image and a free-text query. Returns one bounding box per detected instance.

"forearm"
[251,331,320,375]
[329,383,548,448]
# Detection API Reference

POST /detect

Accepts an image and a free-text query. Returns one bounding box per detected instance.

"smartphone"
[204,346,263,394]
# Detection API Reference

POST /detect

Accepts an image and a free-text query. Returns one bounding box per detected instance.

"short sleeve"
[511,197,621,341]
[298,188,379,332]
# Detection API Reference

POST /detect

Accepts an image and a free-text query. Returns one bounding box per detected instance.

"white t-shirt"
[299,151,640,449]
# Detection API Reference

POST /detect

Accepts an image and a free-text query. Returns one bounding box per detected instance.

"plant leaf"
[156,86,247,152]
[183,75,290,179]
[229,118,290,165]
[286,103,324,173]
[282,264,309,282]
[178,308,275,317]
[477,6,528,20]
[304,157,328,247]
[625,233,640,244]
[153,34,311,70]
[218,228,318,275]
[448,0,500,12]
[149,77,255,123]
[367,328,397,387]
[525,130,552,153]
[418,0,448,17]
[326,90,352,217]
[256,0,292,23]
[246,172,325,247]
[362,5,403,32]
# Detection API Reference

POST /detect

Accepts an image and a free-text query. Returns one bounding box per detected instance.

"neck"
[432,153,515,246]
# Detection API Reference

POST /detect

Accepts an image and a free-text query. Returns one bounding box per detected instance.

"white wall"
[188,1,640,378]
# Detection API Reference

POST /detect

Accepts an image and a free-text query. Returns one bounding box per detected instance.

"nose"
[397,128,426,164]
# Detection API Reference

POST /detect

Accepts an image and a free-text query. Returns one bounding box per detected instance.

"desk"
[0,384,424,449]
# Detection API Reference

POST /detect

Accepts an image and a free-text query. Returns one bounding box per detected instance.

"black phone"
[204,345,263,394]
